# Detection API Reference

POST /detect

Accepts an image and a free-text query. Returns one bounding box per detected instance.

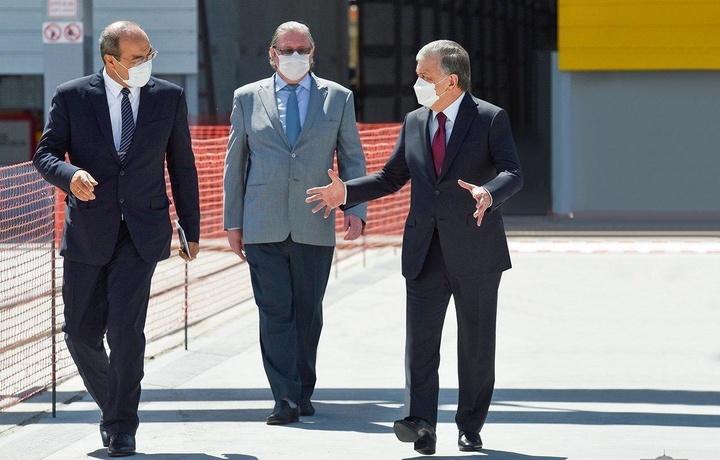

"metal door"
[354,0,556,215]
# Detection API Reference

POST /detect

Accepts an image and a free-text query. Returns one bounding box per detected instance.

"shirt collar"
[103,68,141,98]
[433,92,465,124]
[274,72,312,93]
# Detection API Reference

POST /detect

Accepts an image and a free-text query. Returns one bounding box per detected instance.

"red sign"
[64,23,82,42]
[42,21,83,44]
[43,22,62,43]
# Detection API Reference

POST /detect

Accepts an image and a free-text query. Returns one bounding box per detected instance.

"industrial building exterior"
[1,0,718,221]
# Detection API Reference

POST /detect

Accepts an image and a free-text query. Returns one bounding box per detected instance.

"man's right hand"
[227,228,246,261]
[305,169,346,218]
[70,170,98,201]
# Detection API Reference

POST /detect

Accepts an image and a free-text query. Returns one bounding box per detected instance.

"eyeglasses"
[113,47,158,67]
[273,46,313,56]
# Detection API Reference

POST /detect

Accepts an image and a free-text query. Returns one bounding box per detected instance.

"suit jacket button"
[291,153,296,158]
[119,198,125,203]
[119,171,125,176]
[435,189,440,195]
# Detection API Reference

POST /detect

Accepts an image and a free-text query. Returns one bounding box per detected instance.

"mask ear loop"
[109,56,132,83]
[112,55,135,73]
[433,75,452,99]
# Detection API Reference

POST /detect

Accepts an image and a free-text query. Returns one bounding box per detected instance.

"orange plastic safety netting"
[0,123,404,410]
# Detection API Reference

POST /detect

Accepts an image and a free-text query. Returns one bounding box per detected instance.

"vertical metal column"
[43,0,88,417]
[42,1,85,122]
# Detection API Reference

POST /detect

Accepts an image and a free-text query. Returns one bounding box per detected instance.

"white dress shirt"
[103,68,140,152]
[429,91,464,144]
[429,91,492,205]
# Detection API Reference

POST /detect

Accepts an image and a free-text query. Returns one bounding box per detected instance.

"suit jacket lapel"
[417,108,436,181]
[87,71,118,162]
[258,77,289,147]
[300,74,327,144]
[125,79,158,161]
[438,92,477,181]
[134,80,156,136]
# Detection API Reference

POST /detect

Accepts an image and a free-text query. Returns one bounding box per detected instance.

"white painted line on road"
[508,240,720,254]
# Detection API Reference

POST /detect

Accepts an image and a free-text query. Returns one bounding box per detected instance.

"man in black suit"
[34,20,200,457]
[307,40,523,455]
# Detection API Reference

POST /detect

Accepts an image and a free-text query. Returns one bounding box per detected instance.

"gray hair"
[268,21,315,69]
[416,40,471,91]
[99,20,145,61]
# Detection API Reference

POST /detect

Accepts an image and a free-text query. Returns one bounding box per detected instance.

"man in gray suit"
[223,21,367,425]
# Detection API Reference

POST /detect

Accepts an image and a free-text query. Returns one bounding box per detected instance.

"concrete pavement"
[1,239,719,460]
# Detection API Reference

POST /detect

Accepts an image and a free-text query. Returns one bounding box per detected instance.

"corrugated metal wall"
[0,0,198,76]
[0,0,44,75]
[91,0,197,74]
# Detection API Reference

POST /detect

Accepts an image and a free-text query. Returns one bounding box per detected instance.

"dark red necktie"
[432,112,447,175]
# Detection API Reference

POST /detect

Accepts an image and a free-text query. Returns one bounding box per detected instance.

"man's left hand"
[458,179,492,227]
[343,215,364,241]
[179,242,200,261]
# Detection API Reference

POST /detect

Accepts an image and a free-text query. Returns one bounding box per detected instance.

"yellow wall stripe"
[559,0,720,70]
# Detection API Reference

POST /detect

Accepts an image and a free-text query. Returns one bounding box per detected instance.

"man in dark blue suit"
[34,20,200,457]
[307,40,523,455]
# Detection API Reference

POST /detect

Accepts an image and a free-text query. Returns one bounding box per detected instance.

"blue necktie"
[285,84,300,147]
[118,88,135,163]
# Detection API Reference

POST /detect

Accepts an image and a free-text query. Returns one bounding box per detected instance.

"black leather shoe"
[414,437,437,455]
[393,416,436,443]
[458,430,483,452]
[266,400,300,425]
[108,433,136,457]
[299,400,315,416]
[100,426,109,448]
[394,416,437,455]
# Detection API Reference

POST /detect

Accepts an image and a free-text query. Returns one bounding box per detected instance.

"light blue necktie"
[118,88,135,163]
[285,84,300,147]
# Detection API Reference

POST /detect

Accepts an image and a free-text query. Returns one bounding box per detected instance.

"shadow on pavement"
[10,387,717,432]
[88,451,258,459]
[404,452,566,460]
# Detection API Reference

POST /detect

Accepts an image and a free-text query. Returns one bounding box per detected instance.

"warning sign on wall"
[48,0,78,18]
[42,21,83,44]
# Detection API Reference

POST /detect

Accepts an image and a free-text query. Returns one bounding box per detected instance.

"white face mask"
[413,75,450,108]
[113,57,152,88]
[277,52,311,81]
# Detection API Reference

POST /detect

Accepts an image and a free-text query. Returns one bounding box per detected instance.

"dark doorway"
[354,0,556,215]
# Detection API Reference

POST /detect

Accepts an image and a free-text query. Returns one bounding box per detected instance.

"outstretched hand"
[458,179,492,227]
[306,169,346,218]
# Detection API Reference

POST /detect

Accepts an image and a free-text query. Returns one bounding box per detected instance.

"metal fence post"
[184,261,189,351]
[51,191,57,418]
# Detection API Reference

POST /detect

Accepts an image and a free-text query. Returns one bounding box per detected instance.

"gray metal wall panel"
[92,0,198,74]
[570,71,720,215]
[0,0,44,74]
